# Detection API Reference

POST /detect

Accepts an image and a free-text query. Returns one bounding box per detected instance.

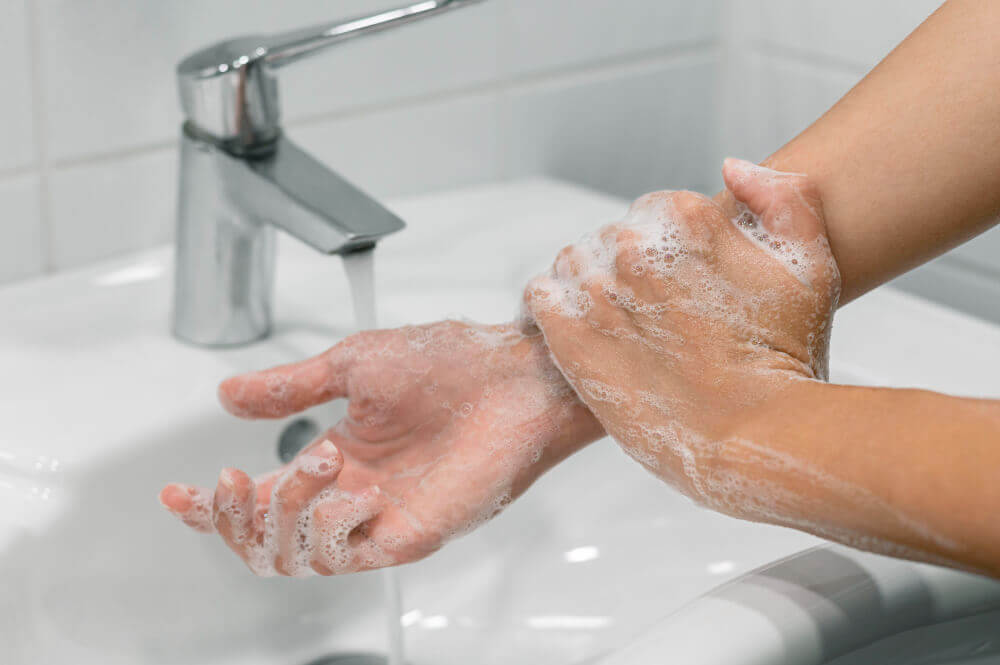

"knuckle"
[629,190,672,215]
[556,245,575,262]
[668,190,716,220]
[616,229,641,252]
[615,236,643,274]
[587,278,612,304]
[668,190,706,209]
[599,221,624,240]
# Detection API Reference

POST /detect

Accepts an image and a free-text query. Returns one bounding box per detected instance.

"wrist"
[512,322,605,464]
[710,376,834,520]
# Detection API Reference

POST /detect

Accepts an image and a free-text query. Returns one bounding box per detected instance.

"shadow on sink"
[2,411,386,665]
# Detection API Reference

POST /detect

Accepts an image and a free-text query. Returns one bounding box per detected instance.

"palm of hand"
[160,321,598,576]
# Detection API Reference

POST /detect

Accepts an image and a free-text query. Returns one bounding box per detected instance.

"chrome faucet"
[172,0,482,347]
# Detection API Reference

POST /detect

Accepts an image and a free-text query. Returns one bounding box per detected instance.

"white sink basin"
[2,179,999,664]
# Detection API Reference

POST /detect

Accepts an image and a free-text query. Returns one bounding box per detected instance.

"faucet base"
[172,130,276,347]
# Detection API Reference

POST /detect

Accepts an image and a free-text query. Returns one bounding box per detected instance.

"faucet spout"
[172,0,485,347]
[220,133,405,254]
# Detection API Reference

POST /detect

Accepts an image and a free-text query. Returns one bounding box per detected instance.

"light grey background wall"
[1,1,997,323]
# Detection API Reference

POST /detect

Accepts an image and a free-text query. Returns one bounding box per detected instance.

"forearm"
[715,380,1000,575]
[717,0,1000,303]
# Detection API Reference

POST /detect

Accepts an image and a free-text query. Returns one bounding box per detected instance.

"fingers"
[722,157,825,243]
[160,483,214,533]
[163,454,387,577]
[271,440,345,576]
[218,341,357,419]
[310,486,385,575]
[212,469,257,558]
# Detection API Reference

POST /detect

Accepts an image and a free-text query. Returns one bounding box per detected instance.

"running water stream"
[342,248,405,665]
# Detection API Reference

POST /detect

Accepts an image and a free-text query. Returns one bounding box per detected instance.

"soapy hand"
[160,320,602,576]
[523,159,841,504]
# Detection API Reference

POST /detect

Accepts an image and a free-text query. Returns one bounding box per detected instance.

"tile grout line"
[47,139,177,171]
[0,163,39,180]
[24,0,53,274]
[754,41,871,77]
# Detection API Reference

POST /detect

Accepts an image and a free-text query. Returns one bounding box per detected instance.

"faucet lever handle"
[263,0,481,69]
[177,0,483,150]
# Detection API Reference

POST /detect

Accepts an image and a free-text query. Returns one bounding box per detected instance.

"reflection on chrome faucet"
[172,1,484,347]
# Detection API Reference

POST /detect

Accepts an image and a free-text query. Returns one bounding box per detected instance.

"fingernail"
[313,440,339,458]
[217,469,237,501]
[728,157,753,173]
[220,468,238,488]
[159,485,190,512]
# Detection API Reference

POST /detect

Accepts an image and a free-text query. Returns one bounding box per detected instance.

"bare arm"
[717,0,1000,303]
[728,381,1000,576]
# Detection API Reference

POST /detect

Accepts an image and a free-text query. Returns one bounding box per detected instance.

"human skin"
[161,322,602,575]
[526,159,1000,577]
[162,0,1000,575]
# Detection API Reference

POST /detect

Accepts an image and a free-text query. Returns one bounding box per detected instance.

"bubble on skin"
[167,485,214,533]
[579,378,628,405]
[608,412,957,561]
[701,437,959,552]
[242,480,389,578]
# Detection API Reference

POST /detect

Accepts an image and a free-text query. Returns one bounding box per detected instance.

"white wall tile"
[757,0,944,70]
[0,176,44,284]
[0,0,37,171]
[759,56,860,151]
[36,0,499,161]
[287,92,500,200]
[47,149,176,270]
[500,56,717,201]
[714,50,767,177]
[499,0,720,77]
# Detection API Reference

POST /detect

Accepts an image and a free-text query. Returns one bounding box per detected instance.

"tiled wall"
[0,0,719,284]
[716,0,1000,324]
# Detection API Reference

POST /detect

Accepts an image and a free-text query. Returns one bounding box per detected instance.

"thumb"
[722,157,826,243]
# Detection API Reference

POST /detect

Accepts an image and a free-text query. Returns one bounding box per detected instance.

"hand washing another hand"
[160,158,845,576]
[157,0,1000,579]
[162,157,1000,576]
[523,158,841,505]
